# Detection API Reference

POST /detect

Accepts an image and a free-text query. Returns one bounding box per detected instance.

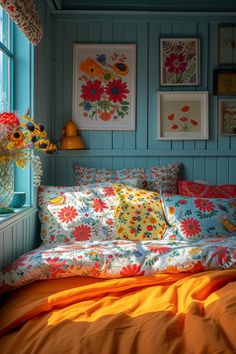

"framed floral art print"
[157,91,208,140]
[219,99,236,135]
[72,44,136,130]
[160,38,200,86]
[218,24,236,64]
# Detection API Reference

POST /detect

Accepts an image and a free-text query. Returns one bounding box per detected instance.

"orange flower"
[79,57,104,77]
[58,206,78,223]
[100,112,112,121]
[113,62,129,76]
[9,130,25,148]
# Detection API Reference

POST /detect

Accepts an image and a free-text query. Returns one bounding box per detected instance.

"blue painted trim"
[52,11,236,22]
[56,149,236,157]
[0,42,13,57]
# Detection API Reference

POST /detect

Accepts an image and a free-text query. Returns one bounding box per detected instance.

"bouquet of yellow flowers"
[0,111,57,186]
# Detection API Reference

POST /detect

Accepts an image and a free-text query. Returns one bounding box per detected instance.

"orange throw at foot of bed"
[0,270,236,354]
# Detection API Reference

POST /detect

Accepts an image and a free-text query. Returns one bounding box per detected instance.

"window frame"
[0,10,13,112]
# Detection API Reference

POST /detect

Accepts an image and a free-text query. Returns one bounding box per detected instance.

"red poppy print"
[194,199,215,213]
[190,119,198,126]
[81,80,104,102]
[93,199,107,212]
[181,105,190,113]
[164,53,187,74]
[172,124,179,130]
[180,117,188,122]
[180,218,201,238]
[105,79,129,103]
[58,206,78,223]
[168,113,175,121]
[120,264,145,277]
[73,225,92,241]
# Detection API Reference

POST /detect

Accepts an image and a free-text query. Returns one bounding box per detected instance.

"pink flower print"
[164,53,187,74]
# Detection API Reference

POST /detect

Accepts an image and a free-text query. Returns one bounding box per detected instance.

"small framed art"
[160,37,200,86]
[218,24,236,64]
[157,91,208,140]
[72,44,136,131]
[213,69,236,96]
[219,99,236,135]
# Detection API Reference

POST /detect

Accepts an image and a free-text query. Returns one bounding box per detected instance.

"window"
[0,8,12,111]
[0,8,34,207]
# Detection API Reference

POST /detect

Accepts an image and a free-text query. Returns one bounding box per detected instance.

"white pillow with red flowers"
[161,194,236,241]
[46,180,140,243]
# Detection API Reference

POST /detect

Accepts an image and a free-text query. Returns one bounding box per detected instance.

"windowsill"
[0,206,38,230]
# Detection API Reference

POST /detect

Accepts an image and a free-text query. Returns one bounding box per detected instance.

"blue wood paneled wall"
[35,5,236,186]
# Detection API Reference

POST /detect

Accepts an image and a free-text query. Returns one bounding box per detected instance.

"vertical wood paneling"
[34,11,236,187]
[217,157,229,185]
[112,22,125,149]
[136,22,148,149]
[205,157,217,185]
[0,210,38,270]
[148,21,165,150]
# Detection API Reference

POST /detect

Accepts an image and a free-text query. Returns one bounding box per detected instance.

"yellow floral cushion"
[114,185,168,241]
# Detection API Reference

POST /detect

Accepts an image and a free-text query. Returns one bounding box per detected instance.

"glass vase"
[0,159,14,208]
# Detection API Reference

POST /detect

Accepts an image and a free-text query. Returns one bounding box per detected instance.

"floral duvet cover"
[1,237,236,294]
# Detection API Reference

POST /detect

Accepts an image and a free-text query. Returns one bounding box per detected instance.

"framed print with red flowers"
[72,44,136,130]
[157,92,208,140]
[160,38,200,86]
[219,99,236,136]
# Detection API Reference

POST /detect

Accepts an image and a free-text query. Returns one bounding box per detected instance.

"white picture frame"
[72,44,136,130]
[157,91,208,140]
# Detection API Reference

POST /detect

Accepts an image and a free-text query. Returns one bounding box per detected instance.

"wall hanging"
[219,99,236,135]
[72,44,136,131]
[213,69,236,95]
[157,91,208,140]
[160,38,200,86]
[218,24,236,64]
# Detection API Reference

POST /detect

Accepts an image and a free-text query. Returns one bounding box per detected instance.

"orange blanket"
[0,270,236,354]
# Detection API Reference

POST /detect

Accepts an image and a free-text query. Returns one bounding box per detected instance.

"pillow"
[178,180,236,198]
[161,194,236,241]
[114,185,168,241]
[145,163,181,194]
[38,185,80,244]
[73,165,146,186]
[40,179,140,244]
[73,162,181,194]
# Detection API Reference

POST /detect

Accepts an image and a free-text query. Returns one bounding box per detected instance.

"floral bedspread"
[1,237,236,294]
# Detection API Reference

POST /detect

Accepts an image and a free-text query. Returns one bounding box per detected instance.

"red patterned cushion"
[178,180,236,198]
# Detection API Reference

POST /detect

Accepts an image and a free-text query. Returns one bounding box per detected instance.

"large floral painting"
[73,44,136,130]
[160,38,200,86]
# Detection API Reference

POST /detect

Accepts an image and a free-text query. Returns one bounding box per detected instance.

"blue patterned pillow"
[161,195,236,240]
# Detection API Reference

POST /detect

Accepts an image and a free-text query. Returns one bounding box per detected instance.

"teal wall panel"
[35,7,236,186]
[0,209,39,270]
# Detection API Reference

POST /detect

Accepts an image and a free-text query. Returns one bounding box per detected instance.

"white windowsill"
[0,206,38,230]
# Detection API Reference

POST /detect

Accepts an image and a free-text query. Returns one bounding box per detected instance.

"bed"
[1,164,236,354]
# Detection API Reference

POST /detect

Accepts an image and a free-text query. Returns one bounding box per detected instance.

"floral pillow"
[145,163,181,194]
[178,180,236,198]
[44,179,140,244]
[73,162,181,194]
[38,185,80,244]
[73,164,146,186]
[161,194,236,241]
[114,185,168,241]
